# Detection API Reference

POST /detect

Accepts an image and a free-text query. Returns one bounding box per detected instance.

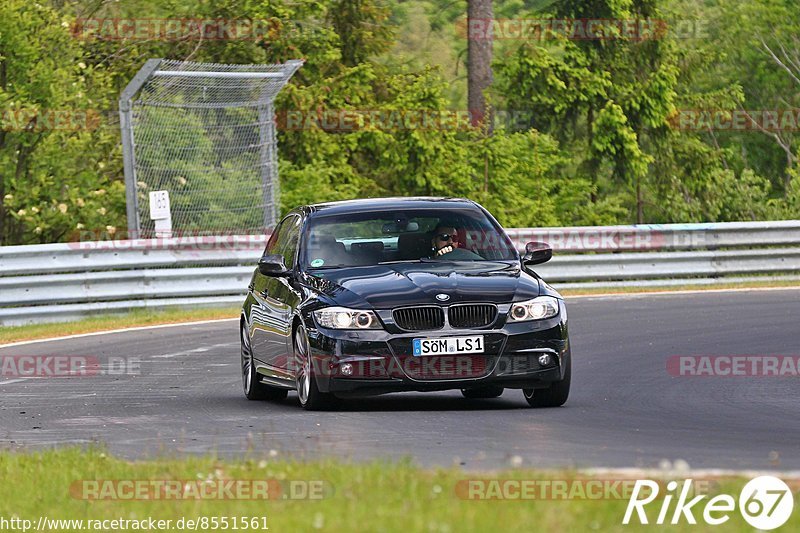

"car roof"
[303,197,480,217]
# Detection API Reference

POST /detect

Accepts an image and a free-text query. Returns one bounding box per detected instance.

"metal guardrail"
[504,220,800,252]
[1,221,799,326]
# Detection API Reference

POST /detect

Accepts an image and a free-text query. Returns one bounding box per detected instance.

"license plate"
[412,335,484,356]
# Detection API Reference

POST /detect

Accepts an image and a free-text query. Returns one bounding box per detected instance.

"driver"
[430,224,460,257]
[428,222,483,260]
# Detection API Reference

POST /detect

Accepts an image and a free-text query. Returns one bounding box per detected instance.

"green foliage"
[328,0,394,66]
[474,130,590,227]
[592,101,653,183]
[492,0,800,224]
[1,0,799,246]
[0,0,123,244]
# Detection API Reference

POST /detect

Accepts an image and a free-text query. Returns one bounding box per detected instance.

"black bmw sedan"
[240,197,570,410]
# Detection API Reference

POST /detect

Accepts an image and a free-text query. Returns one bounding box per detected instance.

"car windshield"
[302,207,518,269]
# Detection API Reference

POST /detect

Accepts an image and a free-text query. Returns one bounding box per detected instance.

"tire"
[293,324,338,411]
[461,386,504,399]
[241,319,288,401]
[523,352,571,407]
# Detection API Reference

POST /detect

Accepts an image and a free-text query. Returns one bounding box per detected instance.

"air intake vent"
[448,304,497,328]
[393,306,444,331]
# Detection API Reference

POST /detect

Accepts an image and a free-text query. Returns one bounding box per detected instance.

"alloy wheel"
[241,321,253,394]
[294,326,312,405]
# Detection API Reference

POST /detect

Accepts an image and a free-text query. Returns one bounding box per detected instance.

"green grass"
[0,448,795,532]
[0,307,239,345]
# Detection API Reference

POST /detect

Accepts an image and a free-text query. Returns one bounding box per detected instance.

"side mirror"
[258,254,290,276]
[522,242,552,266]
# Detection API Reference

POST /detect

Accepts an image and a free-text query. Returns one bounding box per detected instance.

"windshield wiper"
[307,264,353,270]
[377,259,436,265]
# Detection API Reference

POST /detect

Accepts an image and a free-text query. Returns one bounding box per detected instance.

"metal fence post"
[119,58,162,239]
[258,102,276,229]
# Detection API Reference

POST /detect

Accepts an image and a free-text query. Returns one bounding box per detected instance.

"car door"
[270,215,304,374]
[250,214,301,377]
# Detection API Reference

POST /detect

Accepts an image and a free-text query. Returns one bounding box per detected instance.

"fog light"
[538,354,551,366]
[341,363,353,376]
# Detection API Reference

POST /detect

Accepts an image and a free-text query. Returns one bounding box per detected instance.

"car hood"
[303,261,542,309]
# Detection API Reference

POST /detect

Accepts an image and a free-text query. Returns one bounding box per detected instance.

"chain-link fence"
[119,59,302,238]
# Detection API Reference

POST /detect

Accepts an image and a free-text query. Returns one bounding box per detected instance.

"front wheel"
[523,352,571,407]
[241,319,288,401]
[294,324,338,411]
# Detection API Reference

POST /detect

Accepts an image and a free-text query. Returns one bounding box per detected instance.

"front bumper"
[306,311,569,397]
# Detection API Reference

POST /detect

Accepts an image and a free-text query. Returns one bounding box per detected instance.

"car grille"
[393,306,445,331]
[448,304,497,328]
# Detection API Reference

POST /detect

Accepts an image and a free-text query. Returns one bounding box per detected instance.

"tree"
[758,36,800,180]
[493,0,764,223]
[690,0,800,194]
[328,0,394,67]
[467,0,493,130]
[0,0,123,244]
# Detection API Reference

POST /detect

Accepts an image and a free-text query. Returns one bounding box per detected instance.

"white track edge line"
[0,318,238,349]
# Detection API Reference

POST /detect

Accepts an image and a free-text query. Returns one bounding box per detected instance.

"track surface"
[1,290,798,470]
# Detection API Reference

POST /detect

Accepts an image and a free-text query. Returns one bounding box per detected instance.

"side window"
[279,215,302,268]
[264,214,301,266]
[264,220,285,256]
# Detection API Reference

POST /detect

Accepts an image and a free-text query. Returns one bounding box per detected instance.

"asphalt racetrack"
[2,289,798,470]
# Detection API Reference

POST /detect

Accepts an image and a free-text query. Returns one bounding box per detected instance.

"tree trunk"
[0,158,5,246]
[636,178,643,224]
[0,59,7,244]
[467,0,493,132]
[587,105,598,203]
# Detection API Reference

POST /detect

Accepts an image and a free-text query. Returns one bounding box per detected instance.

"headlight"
[508,296,559,322]
[313,307,382,329]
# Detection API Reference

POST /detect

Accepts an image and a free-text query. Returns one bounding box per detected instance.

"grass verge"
[0,307,239,345]
[0,448,795,532]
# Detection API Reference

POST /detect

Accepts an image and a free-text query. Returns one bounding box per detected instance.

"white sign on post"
[149,190,172,238]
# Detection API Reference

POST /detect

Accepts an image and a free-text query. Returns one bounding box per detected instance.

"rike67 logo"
[623,476,794,530]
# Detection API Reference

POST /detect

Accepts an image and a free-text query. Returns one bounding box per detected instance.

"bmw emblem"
[435,294,450,302]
